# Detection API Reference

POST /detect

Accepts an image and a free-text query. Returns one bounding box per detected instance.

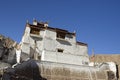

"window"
[57,49,64,53]
[57,31,66,39]
[30,27,40,35]
[107,71,115,80]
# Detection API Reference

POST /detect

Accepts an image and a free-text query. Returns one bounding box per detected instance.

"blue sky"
[0,0,120,54]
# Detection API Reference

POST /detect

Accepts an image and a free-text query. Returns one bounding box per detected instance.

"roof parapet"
[44,22,48,27]
[77,41,87,46]
[33,19,48,27]
[33,19,38,25]
[26,19,75,36]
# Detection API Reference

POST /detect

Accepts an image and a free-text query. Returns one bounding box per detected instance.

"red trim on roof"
[27,23,76,36]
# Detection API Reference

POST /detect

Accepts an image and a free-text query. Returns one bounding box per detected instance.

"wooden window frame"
[30,27,40,35]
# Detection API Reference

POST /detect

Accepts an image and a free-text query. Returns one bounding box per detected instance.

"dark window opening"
[107,71,115,80]
[30,27,40,35]
[66,34,73,38]
[57,49,64,53]
[57,32,66,39]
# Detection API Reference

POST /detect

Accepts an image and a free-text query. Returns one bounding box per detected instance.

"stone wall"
[39,61,110,80]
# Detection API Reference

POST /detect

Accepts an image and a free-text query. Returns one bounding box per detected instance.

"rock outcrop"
[0,34,17,65]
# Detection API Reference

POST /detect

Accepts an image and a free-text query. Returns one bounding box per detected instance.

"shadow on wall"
[56,39,72,46]
[2,59,47,80]
[116,64,119,79]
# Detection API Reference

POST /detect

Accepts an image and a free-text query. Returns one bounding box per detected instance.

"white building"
[21,20,89,65]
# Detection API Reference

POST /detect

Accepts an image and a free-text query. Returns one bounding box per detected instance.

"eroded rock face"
[0,34,17,65]
[0,34,17,79]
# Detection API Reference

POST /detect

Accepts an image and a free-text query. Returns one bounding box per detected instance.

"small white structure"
[12,44,21,68]
[21,20,89,65]
[16,44,21,63]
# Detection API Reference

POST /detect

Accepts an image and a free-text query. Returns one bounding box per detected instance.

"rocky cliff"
[0,34,17,64]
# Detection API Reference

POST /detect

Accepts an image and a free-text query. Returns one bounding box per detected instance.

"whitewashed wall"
[21,26,89,65]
